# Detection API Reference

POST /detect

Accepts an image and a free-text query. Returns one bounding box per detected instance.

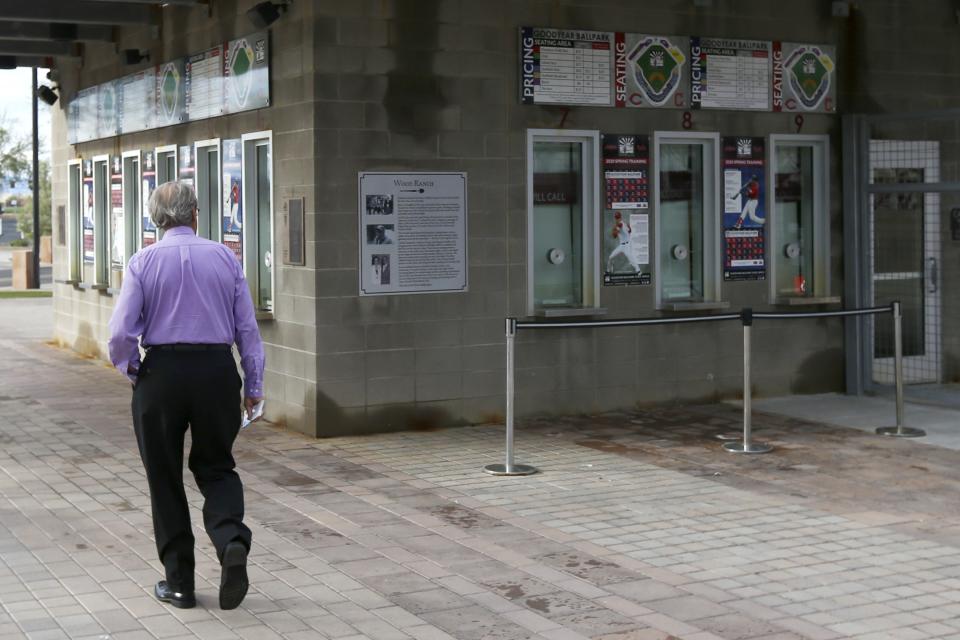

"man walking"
[108,181,264,610]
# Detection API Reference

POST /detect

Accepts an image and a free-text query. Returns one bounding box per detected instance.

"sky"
[0,67,54,165]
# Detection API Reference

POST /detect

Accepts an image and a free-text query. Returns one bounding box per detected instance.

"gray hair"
[149,181,197,230]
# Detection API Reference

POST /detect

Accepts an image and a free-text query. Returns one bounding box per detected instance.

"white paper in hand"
[240,400,264,430]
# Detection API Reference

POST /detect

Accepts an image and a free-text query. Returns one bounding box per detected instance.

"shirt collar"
[162,226,195,239]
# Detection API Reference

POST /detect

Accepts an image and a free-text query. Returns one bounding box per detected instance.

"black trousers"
[131,349,252,591]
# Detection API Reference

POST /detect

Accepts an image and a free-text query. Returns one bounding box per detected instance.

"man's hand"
[244,396,264,421]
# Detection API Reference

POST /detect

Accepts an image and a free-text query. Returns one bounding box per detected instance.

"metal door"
[869,141,941,384]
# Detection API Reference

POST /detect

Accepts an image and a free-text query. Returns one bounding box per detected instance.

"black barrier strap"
[752,305,891,320]
[512,304,892,331]
[515,313,740,330]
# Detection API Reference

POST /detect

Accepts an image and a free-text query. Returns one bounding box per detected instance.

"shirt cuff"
[244,380,263,398]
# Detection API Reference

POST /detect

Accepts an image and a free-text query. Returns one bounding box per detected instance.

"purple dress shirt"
[108,225,265,397]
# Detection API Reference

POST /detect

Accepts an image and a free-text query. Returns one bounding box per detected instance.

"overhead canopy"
[0,0,202,69]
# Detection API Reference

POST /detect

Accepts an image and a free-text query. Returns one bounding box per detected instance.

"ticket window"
[654,132,721,308]
[242,131,274,312]
[122,152,141,259]
[526,129,600,316]
[154,146,177,241]
[195,140,220,241]
[93,155,110,286]
[66,160,82,282]
[156,145,177,185]
[769,135,831,302]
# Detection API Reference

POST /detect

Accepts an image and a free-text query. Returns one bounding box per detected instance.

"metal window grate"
[867,134,944,386]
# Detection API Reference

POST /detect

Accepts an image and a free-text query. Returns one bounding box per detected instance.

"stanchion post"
[876,301,925,438]
[724,308,773,454]
[485,318,538,475]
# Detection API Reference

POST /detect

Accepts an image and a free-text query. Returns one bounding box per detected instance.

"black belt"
[148,343,232,352]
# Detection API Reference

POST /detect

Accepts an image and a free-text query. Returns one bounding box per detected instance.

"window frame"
[92,154,111,287]
[652,130,723,310]
[155,144,178,185]
[240,130,274,313]
[194,138,222,241]
[768,134,832,303]
[66,158,83,283]
[525,128,601,317]
[121,150,141,261]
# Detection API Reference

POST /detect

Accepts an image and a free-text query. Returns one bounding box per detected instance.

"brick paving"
[3,299,960,639]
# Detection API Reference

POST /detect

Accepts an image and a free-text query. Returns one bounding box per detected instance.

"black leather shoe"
[154,581,196,609]
[219,541,249,610]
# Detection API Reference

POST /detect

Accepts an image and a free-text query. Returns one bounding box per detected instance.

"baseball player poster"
[602,134,651,286]
[722,136,766,281]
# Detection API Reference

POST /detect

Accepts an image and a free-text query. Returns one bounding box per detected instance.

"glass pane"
[873,168,926,359]
[159,153,176,184]
[123,158,139,259]
[532,141,583,308]
[96,162,109,282]
[256,143,272,310]
[69,165,81,277]
[774,146,815,296]
[207,150,218,239]
[659,143,704,301]
[873,279,925,358]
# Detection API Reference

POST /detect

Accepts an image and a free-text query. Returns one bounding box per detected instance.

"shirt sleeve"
[232,260,265,398]
[107,256,145,383]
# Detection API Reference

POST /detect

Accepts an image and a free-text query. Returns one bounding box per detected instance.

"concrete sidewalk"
[4,300,960,639]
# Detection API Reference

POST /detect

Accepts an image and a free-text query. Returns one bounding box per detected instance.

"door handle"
[928,257,938,293]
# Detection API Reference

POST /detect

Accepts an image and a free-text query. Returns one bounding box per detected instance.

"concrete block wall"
[49,0,960,437]
[51,0,320,435]
[306,0,858,436]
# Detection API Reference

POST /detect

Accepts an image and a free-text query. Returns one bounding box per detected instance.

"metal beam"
[0,23,113,42]
[0,1,153,25]
[0,39,76,57]
[0,55,49,68]
[83,0,199,4]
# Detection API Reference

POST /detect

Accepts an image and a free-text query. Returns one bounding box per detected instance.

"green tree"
[16,159,52,242]
[0,118,29,183]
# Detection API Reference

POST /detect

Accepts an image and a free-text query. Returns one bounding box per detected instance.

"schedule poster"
[76,88,98,144]
[221,139,243,261]
[119,69,155,133]
[141,151,157,247]
[110,156,124,270]
[691,37,771,111]
[155,59,186,127]
[186,45,224,120]
[772,42,837,113]
[520,27,613,106]
[82,160,95,264]
[602,134,651,286]
[722,136,766,281]
[178,145,195,187]
[97,81,119,139]
[615,34,689,109]
[224,32,270,113]
[67,100,80,145]
[358,172,468,296]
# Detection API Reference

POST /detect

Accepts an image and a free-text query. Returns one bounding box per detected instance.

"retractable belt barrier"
[484,301,921,477]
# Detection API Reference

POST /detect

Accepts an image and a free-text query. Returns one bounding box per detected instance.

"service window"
[526,129,600,316]
[195,139,221,241]
[141,151,158,247]
[242,131,274,312]
[653,131,721,308]
[769,134,831,301]
[66,159,82,282]
[109,155,125,275]
[155,145,177,185]
[92,155,110,286]
[122,151,141,259]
